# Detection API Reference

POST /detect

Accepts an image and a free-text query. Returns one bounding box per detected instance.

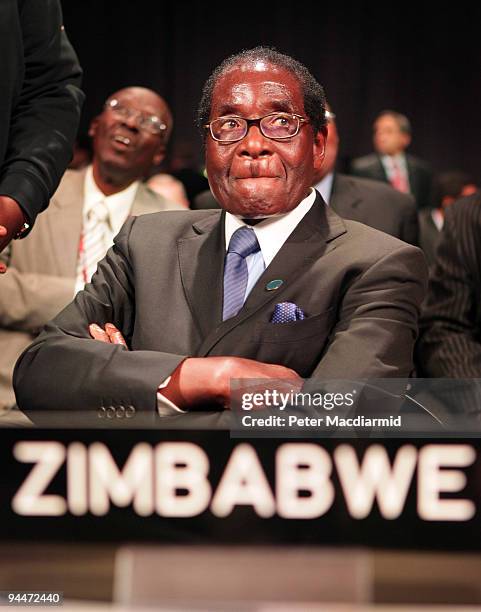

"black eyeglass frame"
[204,112,309,143]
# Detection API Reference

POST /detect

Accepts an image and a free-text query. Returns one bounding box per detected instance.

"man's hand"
[162,356,302,410]
[0,196,27,272]
[89,322,128,347]
[88,322,302,411]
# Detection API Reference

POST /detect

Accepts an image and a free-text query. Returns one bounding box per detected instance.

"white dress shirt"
[75,166,140,293]
[157,188,318,416]
[431,208,444,231]
[83,165,139,238]
[381,153,411,192]
[313,172,334,205]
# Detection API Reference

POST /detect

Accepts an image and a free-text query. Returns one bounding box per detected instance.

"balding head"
[89,86,173,191]
[198,46,327,137]
[106,87,173,140]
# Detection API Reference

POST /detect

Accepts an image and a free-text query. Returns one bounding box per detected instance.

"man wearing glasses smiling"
[15,48,427,416]
[1,87,183,415]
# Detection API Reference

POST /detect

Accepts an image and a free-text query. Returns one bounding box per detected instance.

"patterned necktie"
[390,158,409,193]
[223,226,261,321]
[76,200,111,287]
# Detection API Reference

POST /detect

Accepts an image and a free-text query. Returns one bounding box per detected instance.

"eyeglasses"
[105,99,167,136]
[204,112,309,143]
[325,110,336,122]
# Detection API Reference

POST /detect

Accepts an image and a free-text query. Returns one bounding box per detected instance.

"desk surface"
[1,544,481,607]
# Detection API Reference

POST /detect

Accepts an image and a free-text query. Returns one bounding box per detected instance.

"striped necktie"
[390,158,409,193]
[76,200,111,287]
[223,226,261,321]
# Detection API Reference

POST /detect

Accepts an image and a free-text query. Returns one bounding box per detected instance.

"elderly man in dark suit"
[14,47,427,415]
[350,111,432,210]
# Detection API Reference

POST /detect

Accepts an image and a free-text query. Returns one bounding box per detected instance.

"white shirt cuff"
[157,376,186,416]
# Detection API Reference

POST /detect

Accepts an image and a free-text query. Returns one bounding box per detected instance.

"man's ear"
[313,127,327,174]
[88,117,99,139]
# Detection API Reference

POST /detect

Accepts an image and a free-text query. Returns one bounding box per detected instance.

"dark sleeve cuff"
[0,170,48,232]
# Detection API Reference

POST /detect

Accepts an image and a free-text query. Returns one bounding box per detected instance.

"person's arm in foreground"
[0,0,84,260]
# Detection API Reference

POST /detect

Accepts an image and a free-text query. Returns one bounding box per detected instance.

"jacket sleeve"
[0,0,84,229]
[13,217,187,412]
[0,265,75,333]
[400,197,420,246]
[312,243,428,380]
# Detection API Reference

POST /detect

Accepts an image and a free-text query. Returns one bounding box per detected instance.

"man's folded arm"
[312,242,428,380]
[13,217,187,412]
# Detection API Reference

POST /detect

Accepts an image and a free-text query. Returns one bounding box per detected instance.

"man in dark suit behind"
[313,108,418,245]
[350,110,433,209]
[418,193,481,377]
[14,47,427,415]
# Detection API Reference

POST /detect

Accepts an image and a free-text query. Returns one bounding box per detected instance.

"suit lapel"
[47,169,85,276]
[197,194,347,355]
[406,156,420,201]
[177,211,225,338]
[375,155,389,182]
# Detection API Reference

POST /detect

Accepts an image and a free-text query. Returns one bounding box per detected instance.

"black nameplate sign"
[0,429,479,550]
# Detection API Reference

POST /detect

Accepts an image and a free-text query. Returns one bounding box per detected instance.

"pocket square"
[270,302,306,323]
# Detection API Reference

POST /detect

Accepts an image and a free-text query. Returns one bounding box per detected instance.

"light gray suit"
[0,167,185,409]
[14,194,428,414]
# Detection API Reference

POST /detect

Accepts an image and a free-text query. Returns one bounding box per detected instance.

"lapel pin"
[266,279,284,291]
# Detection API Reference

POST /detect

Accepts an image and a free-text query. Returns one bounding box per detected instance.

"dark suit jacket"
[0,0,84,227]
[195,176,419,245]
[350,153,433,209]
[418,208,442,268]
[14,195,427,413]
[192,189,221,210]
[330,174,418,245]
[417,194,481,377]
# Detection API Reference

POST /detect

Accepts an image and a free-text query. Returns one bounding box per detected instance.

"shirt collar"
[313,172,334,204]
[84,165,140,235]
[381,153,407,172]
[431,208,444,231]
[224,188,317,267]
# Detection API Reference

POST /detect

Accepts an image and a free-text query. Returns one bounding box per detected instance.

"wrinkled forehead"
[210,61,305,118]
